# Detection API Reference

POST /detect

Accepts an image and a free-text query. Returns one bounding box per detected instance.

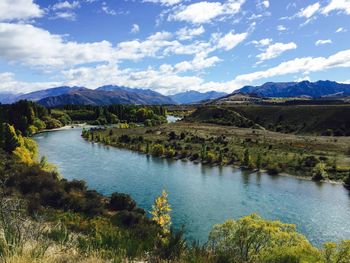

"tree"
[151,190,171,235]
[208,214,317,263]
[0,123,21,153]
[243,148,251,167]
[312,162,328,181]
[322,240,350,263]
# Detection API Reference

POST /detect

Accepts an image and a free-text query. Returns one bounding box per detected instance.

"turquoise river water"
[33,126,350,246]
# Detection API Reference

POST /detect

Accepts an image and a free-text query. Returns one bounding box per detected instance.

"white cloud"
[176,26,205,40]
[276,25,287,31]
[315,39,332,45]
[144,0,183,6]
[131,24,140,34]
[257,42,297,61]
[174,52,221,72]
[0,72,59,94]
[52,11,77,21]
[0,0,43,21]
[0,23,116,67]
[262,1,270,8]
[102,2,117,15]
[170,0,245,24]
[336,27,346,32]
[216,31,248,51]
[0,23,183,68]
[251,38,272,47]
[296,75,311,82]
[322,0,350,15]
[298,2,320,18]
[52,1,80,10]
[62,63,206,95]
[233,48,350,84]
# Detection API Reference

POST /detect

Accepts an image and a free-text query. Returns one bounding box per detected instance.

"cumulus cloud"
[233,48,350,84]
[0,72,59,94]
[0,0,43,21]
[0,23,182,68]
[169,0,245,24]
[298,2,320,18]
[322,0,350,15]
[257,42,297,61]
[0,23,116,67]
[315,39,332,45]
[216,31,248,51]
[174,52,221,72]
[176,26,205,40]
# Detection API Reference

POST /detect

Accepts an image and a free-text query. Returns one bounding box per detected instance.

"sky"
[0,0,350,95]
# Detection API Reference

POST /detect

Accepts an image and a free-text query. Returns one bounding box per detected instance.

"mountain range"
[169,90,227,104]
[235,80,350,98]
[1,80,350,106]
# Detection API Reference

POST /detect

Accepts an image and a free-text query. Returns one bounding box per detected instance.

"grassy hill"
[228,104,350,136]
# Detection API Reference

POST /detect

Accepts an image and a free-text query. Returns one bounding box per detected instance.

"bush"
[151,144,165,157]
[110,192,136,211]
[312,162,328,181]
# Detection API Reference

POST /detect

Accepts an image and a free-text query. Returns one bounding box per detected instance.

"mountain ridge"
[169,90,227,104]
[234,80,350,98]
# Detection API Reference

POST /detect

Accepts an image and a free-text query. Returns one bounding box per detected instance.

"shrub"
[110,192,136,211]
[312,162,328,181]
[151,144,165,157]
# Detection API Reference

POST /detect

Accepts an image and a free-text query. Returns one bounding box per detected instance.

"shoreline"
[34,123,87,134]
[82,134,346,186]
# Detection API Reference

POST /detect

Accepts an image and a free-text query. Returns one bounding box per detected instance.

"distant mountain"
[38,87,175,107]
[170,90,227,104]
[0,92,20,104]
[16,86,86,102]
[235,80,350,98]
[96,85,174,104]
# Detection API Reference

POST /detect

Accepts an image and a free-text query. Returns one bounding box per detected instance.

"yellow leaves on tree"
[13,137,38,165]
[151,190,171,235]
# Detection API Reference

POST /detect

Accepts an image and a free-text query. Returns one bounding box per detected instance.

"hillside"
[235,80,350,98]
[226,104,350,136]
[170,90,227,104]
[38,87,174,107]
[17,86,86,101]
[185,106,258,128]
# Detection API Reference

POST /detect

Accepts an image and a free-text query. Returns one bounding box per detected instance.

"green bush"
[110,192,136,211]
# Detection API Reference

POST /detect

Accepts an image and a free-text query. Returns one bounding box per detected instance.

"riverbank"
[82,121,350,184]
[34,123,87,134]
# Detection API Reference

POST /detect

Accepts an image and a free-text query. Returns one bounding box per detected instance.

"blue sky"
[0,0,350,95]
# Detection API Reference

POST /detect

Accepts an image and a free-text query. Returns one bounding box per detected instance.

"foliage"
[151,190,172,235]
[0,123,21,153]
[152,144,165,157]
[322,240,350,263]
[312,162,328,181]
[109,192,136,211]
[208,214,317,263]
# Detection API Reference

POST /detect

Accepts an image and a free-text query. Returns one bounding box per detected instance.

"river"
[33,127,350,246]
